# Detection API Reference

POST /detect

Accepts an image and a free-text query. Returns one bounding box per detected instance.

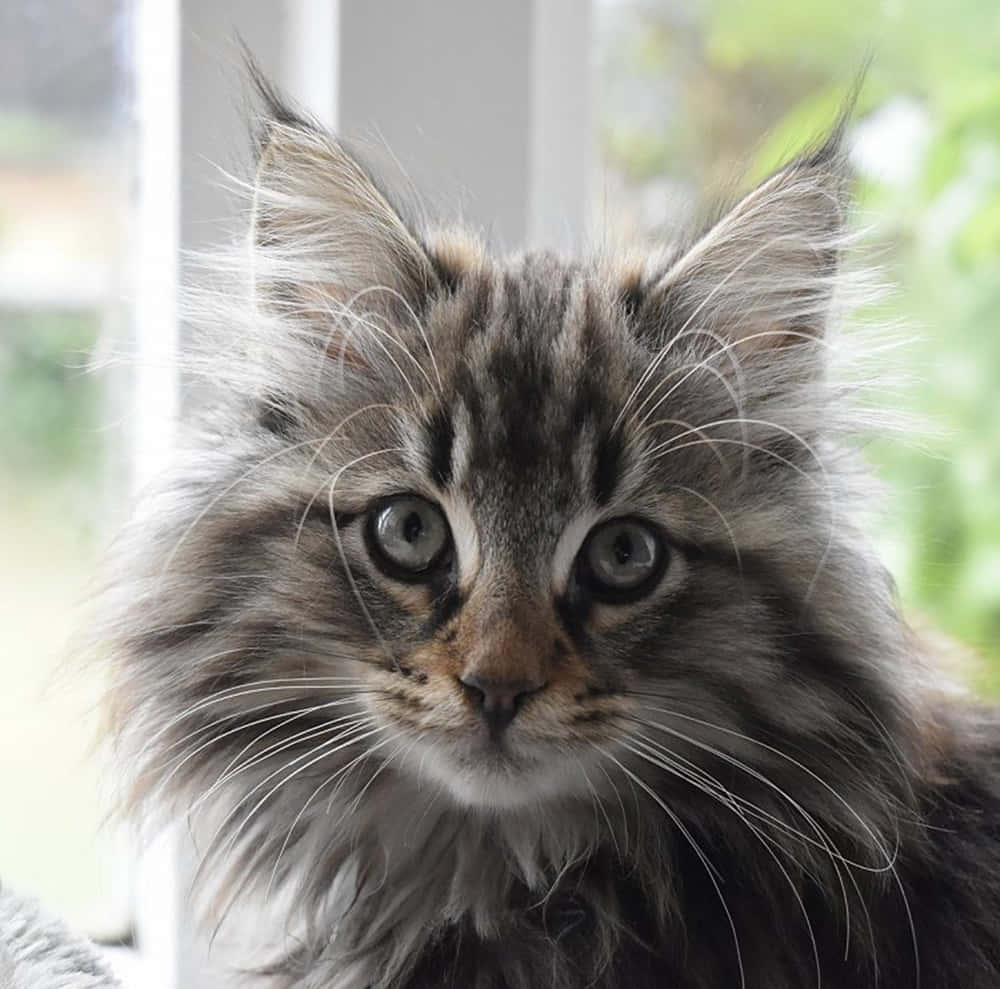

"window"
[0,0,134,945]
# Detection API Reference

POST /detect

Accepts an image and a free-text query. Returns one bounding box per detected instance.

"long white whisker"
[614,325,744,434]
[190,713,372,819]
[290,404,410,551]
[349,283,443,392]
[635,357,748,464]
[620,730,822,988]
[222,721,384,854]
[151,681,370,756]
[630,710,862,957]
[591,743,746,989]
[264,729,403,902]
[326,296,427,400]
[159,697,368,806]
[648,414,836,602]
[635,704,897,869]
[198,718,380,868]
[665,483,743,577]
[129,675,367,766]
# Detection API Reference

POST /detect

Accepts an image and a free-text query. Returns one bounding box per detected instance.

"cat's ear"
[639,126,850,353]
[247,74,437,330]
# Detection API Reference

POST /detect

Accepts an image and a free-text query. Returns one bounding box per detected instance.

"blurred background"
[0,0,997,983]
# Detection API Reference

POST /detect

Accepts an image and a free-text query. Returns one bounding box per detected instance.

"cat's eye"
[579,518,665,600]
[367,495,452,578]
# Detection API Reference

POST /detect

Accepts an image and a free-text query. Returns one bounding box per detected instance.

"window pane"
[0,0,133,937]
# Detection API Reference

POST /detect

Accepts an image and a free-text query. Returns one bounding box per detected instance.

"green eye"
[581,518,665,600]
[368,495,451,577]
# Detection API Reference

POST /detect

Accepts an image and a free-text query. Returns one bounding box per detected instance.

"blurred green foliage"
[599,0,1000,687]
[0,110,76,163]
[0,309,103,485]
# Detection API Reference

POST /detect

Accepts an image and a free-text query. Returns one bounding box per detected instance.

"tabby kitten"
[103,79,1000,989]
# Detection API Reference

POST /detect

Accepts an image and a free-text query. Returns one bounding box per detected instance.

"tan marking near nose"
[413,585,592,706]
[457,595,552,687]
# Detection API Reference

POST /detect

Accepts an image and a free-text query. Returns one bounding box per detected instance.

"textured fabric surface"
[0,884,120,989]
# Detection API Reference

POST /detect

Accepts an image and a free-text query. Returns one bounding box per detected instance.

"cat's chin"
[398,737,591,810]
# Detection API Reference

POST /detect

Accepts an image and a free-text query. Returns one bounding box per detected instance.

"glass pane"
[0,0,133,937]
[594,0,1000,690]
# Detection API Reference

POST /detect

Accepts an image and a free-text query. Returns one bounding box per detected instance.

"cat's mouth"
[370,698,612,809]
[363,665,627,807]
[400,733,594,809]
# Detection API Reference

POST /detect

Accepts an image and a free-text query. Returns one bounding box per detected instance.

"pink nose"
[457,672,546,736]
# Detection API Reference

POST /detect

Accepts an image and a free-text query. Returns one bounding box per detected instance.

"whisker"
[196,718,380,872]
[633,703,897,869]
[290,403,411,551]
[325,296,427,401]
[613,325,745,435]
[633,705,912,974]
[572,754,623,864]
[128,675,368,767]
[647,415,837,604]
[195,711,371,811]
[627,708,875,960]
[156,695,370,806]
[222,721,384,853]
[152,680,370,752]
[619,730,822,988]
[348,283,443,393]
[664,483,743,578]
[157,434,340,581]
[264,729,404,903]
[590,742,746,989]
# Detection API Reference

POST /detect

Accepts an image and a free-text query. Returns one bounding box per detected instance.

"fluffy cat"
[102,77,1000,988]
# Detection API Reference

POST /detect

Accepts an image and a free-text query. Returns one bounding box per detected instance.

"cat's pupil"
[403,511,424,544]
[613,532,633,567]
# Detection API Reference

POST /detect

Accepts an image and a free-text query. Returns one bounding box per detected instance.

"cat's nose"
[458,672,546,736]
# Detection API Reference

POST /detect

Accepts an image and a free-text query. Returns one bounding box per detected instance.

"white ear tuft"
[645,134,851,352]
[247,78,436,329]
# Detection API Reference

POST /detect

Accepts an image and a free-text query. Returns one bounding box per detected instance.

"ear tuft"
[640,112,856,355]
[245,67,439,348]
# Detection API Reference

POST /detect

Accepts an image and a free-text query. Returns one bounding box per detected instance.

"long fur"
[0,885,120,989]
[98,79,1000,988]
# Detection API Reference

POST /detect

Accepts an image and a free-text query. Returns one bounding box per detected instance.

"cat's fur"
[101,77,1000,988]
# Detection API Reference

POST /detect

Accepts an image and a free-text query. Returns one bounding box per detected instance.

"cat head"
[105,83,911,875]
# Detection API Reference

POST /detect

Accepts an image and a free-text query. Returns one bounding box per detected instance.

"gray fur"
[97,82,1000,989]
[0,885,120,989]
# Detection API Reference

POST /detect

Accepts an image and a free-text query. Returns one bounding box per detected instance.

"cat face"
[328,250,684,808]
[107,95,908,856]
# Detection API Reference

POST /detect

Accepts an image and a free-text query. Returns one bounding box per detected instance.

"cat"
[101,74,1000,989]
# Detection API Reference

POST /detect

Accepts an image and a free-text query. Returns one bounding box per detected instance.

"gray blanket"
[0,884,120,989]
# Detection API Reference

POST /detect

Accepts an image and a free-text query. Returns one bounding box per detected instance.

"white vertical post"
[134,0,180,495]
[338,0,592,252]
[283,0,340,129]
[528,0,592,251]
[132,2,180,987]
